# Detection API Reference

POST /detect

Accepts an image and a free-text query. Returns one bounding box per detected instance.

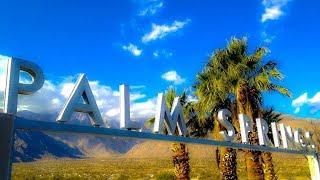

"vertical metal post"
[0,113,15,180]
[307,153,320,180]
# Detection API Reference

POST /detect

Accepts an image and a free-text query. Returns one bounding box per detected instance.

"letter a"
[56,74,103,127]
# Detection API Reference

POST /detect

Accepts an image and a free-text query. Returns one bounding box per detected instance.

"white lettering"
[153,93,188,136]
[4,58,44,114]
[217,109,235,141]
[56,74,103,127]
[239,114,253,144]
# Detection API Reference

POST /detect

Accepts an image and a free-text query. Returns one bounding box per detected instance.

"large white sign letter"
[271,122,280,148]
[120,84,140,130]
[4,57,44,114]
[153,93,188,136]
[239,114,253,144]
[217,109,235,141]
[279,123,296,149]
[256,118,273,146]
[56,74,103,127]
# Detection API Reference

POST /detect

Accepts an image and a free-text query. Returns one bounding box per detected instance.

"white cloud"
[262,6,283,22]
[131,93,146,101]
[131,97,157,120]
[153,49,173,58]
[18,80,66,113]
[261,0,291,23]
[122,43,142,56]
[139,0,164,16]
[292,93,308,113]
[161,71,185,85]
[52,98,60,105]
[294,107,300,114]
[309,92,320,104]
[142,19,190,43]
[61,82,75,98]
[153,52,159,57]
[292,92,320,114]
[261,31,276,44]
[106,108,120,118]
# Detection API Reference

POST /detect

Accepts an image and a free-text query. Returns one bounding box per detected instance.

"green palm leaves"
[195,37,291,179]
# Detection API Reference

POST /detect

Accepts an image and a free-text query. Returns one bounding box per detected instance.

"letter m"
[153,93,188,136]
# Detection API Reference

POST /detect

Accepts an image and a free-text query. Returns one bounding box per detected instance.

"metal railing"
[1,113,320,180]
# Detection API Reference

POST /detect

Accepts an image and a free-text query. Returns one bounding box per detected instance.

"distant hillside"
[280,115,320,130]
[124,116,320,159]
[5,109,320,161]
[125,140,216,159]
[52,134,139,157]
[13,131,82,162]
[12,110,139,161]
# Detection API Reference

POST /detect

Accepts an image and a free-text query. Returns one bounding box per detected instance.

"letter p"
[4,57,44,114]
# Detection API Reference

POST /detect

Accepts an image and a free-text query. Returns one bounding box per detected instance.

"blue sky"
[0,0,320,120]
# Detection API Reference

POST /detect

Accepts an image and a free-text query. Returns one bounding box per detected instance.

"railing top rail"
[14,118,316,156]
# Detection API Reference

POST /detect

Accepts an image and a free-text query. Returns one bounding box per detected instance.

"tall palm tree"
[185,98,238,179]
[195,73,239,180]
[246,81,285,180]
[145,89,191,180]
[185,101,215,138]
[195,37,290,179]
[260,108,282,180]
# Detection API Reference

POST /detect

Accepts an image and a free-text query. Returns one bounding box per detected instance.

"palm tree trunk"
[213,119,238,179]
[245,149,264,180]
[244,121,265,180]
[171,143,191,180]
[261,151,277,180]
[259,109,277,180]
[219,147,238,180]
[237,87,264,180]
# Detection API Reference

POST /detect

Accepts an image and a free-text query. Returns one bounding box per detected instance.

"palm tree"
[185,101,215,138]
[246,84,285,180]
[260,108,282,180]
[195,37,290,179]
[195,73,239,180]
[145,89,191,180]
[185,97,240,180]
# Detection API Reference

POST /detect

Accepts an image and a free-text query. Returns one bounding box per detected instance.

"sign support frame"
[0,113,15,180]
[1,113,320,179]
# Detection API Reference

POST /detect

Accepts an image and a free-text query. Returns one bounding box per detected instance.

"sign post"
[307,153,320,180]
[0,113,15,180]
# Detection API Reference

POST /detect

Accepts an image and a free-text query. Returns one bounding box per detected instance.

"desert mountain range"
[8,110,320,162]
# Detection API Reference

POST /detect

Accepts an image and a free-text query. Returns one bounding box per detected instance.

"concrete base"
[0,113,15,180]
[307,153,320,180]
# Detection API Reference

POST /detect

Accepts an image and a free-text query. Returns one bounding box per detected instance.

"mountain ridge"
[3,110,319,161]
